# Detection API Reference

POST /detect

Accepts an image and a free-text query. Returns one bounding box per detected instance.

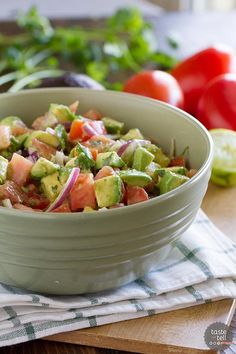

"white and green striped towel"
[0,209,235,347]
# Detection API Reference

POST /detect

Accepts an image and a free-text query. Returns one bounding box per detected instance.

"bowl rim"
[0,87,214,219]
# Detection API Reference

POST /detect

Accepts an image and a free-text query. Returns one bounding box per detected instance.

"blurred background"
[152,0,236,11]
[1,0,236,20]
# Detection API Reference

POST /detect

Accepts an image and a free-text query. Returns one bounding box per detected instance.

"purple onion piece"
[136,139,151,146]
[46,167,80,212]
[21,149,29,158]
[83,123,99,137]
[117,141,132,157]
[29,151,39,163]
[105,134,121,140]
[63,121,72,132]
[46,127,55,135]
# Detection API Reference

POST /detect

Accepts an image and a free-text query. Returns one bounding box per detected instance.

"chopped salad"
[0,101,196,212]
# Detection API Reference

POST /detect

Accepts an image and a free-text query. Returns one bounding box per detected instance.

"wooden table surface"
[1,10,236,354]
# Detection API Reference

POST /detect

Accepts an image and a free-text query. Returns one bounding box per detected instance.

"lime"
[210,129,236,187]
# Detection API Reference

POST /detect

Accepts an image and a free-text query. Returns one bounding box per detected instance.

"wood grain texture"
[45,300,235,354]
[202,183,236,242]
[0,341,128,354]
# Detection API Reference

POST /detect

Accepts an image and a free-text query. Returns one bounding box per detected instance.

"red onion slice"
[135,139,151,146]
[82,122,99,137]
[27,149,39,163]
[117,141,132,157]
[46,127,55,135]
[46,167,80,212]
[90,121,106,135]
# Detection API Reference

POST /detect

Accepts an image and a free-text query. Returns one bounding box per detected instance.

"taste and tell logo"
[204,322,234,351]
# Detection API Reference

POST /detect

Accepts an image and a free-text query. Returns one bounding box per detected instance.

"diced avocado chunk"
[7,134,29,154]
[41,172,63,201]
[83,206,95,212]
[31,157,59,179]
[96,152,125,169]
[108,140,123,152]
[132,147,154,171]
[75,153,94,172]
[155,166,187,179]
[24,131,59,148]
[102,117,124,134]
[68,143,94,171]
[147,144,170,167]
[16,133,29,146]
[145,162,161,182]
[119,141,140,166]
[94,175,122,208]
[0,156,8,184]
[119,169,152,187]
[58,167,71,185]
[122,128,144,141]
[54,124,67,150]
[66,157,80,168]
[49,104,76,122]
[0,116,26,129]
[159,171,189,195]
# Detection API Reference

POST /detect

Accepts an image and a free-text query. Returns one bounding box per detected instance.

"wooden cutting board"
[44,183,236,354]
[45,299,235,354]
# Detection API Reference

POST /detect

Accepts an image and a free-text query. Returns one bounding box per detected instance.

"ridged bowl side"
[0,88,213,294]
[0,167,210,294]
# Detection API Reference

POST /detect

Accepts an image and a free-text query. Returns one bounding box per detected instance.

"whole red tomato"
[196,73,236,130]
[123,70,184,109]
[171,45,234,116]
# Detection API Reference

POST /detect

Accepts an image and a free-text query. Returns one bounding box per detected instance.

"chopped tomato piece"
[145,181,156,193]
[70,173,96,210]
[0,125,11,150]
[32,116,46,130]
[94,166,115,180]
[52,200,71,213]
[186,169,197,178]
[13,204,36,212]
[0,181,28,204]
[12,125,29,136]
[126,186,149,205]
[31,138,56,160]
[89,148,98,161]
[27,194,50,210]
[110,203,125,209]
[89,135,111,145]
[8,153,33,186]
[69,120,84,141]
[31,113,57,131]
[83,109,102,120]
[170,156,186,167]
[84,135,112,152]
[69,101,79,114]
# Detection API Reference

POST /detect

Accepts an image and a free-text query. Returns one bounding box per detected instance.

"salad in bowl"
[0,101,196,213]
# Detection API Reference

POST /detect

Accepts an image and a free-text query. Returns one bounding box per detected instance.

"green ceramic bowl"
[0,88,213,295]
